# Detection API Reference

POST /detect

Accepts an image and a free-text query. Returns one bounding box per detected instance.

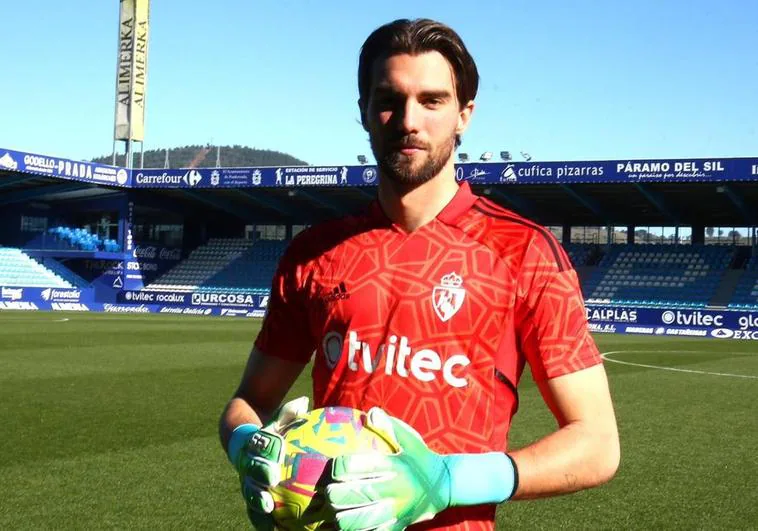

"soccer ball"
[270,406,398,530]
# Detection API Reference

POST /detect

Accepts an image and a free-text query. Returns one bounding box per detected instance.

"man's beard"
[371,131,456,187]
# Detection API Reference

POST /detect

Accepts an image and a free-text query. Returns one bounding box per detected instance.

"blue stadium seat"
[42,224,114,252]
[583,244,736,308]
[0,247,77,288]
[728,253,758,308]
[144,238,289,294]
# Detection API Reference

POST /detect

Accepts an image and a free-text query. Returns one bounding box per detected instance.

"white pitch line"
[0,316,70,323]
[601,350,758,380]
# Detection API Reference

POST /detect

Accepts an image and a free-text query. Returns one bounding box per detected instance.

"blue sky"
[1,0,756,166]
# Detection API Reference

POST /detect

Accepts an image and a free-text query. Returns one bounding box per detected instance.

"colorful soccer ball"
[270,406,398,530]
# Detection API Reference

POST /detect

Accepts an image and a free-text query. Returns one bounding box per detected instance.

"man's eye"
[424,98,443,107]
[374,97,397,109]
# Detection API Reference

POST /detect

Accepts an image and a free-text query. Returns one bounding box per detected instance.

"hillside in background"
[91,145,308,168]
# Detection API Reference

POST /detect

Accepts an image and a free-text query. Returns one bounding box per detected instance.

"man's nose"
[397,100,421,134]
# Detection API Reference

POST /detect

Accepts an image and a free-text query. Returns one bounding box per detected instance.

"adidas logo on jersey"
[345,331,470,388]
[323,282,350,302]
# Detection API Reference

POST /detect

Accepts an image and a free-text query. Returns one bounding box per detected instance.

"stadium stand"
[729,253,758,309]
[45,226,120,252]
[197,239,288,294]
[0,145,754,318]
[0,247,77,288]
[143,238,747,307]
[146,238,277,293]
[583,244,735,308]
[564,243,596,267]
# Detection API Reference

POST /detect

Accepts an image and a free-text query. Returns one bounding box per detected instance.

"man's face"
[362,52,473,186]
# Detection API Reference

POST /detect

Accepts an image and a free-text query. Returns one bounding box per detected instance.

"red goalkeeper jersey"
[255,181,601,531]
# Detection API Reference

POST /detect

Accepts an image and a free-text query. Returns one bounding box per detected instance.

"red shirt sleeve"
[253,239,316,364]
[515,232,601,381]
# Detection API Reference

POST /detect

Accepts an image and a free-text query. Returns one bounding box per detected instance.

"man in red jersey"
[220,18,619,530]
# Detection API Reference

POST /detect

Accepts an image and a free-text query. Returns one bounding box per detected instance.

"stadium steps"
[145,238,254,292]
[732,246,752,269]
[0,248,74,288]
[709,270,744,307]
[728,252,758,309]
[575,266,595,287]
[34,257,90,289]
[582,244,734,307]
[197,239,288,294]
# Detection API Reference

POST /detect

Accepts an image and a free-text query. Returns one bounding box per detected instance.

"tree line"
[92,144,307,169]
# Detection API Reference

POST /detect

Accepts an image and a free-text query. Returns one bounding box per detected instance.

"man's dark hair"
[358,18,480,117]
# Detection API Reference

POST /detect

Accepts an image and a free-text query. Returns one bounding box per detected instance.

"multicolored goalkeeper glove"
[326,408,518,530]
[227,396,310,530]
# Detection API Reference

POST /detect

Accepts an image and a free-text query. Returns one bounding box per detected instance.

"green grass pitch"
[0,311,756,529]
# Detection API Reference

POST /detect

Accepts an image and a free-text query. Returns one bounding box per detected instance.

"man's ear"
[456,100,475,138]
[358,98,368,132]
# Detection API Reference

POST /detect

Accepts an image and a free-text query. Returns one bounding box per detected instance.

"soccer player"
[220,18,620,530]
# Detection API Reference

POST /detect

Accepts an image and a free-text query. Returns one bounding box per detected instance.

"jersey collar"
[368,180,478,229]
[436,181,478,225]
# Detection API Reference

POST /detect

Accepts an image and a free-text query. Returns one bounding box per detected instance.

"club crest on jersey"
[433,272,465,322]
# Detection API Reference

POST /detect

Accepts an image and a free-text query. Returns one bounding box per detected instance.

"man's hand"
[325,408,452,530]
[228,396,310,530]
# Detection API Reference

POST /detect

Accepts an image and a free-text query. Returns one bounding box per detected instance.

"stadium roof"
[2,147,757,227]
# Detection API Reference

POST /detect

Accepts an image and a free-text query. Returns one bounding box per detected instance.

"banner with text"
[3,148,758,189]
[114,0,149,142]
[1,289,755,330]
[0,148,131,187]
[0,286,266,317]
[585,305,758,340]
[128,157,758,189]
[118,290,268,311]
[123,246,182,290]
[0,286,95,312]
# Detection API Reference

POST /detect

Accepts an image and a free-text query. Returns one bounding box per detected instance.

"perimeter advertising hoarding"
[0,288,754,334]
[0,287,267,317]
[0,148,130,187]
[2,148,758,188]
[119,290,268,311]
[129,158,758,189]
[0,286,94,312]
[585,305,758,340]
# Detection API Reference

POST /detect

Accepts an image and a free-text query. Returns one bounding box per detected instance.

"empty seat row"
[0,247,75,288]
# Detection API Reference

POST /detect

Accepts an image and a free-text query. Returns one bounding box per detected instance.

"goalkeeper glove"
[227,396,310,530]
[325,408,518,530]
